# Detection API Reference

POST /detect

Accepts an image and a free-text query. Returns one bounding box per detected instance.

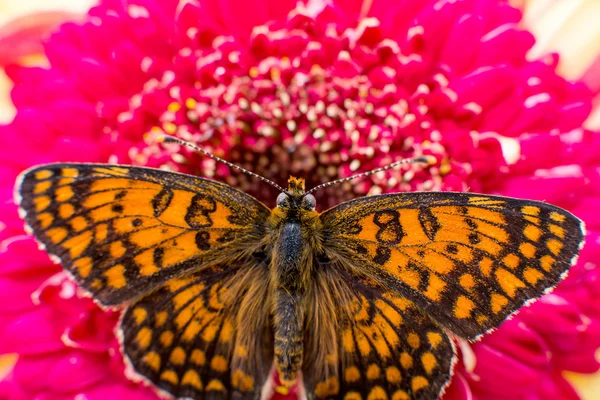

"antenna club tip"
[416,155,437,166]
[158,135,178,144]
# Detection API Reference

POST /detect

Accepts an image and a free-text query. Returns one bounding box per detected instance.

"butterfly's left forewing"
[16,163,270,306]
[320,192,585,340]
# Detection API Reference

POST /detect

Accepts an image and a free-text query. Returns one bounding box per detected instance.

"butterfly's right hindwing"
[17,164,271,306]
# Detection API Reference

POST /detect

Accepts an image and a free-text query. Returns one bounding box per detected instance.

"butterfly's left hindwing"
[121,262,273,399]
[321,192,585,339]
[16,164,270,306]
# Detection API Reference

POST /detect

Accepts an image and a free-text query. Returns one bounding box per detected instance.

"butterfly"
[15,136,585,400]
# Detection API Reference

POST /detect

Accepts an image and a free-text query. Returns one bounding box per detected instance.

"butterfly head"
[276,177,316,211]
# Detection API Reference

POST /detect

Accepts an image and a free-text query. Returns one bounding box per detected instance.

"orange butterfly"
[16,136,584,400]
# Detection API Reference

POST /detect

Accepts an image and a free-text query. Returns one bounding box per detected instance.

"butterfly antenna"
[158,135,288,193]
[305,155,437,195]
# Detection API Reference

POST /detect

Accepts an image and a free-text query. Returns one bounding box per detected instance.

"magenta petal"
[1,307,65,354]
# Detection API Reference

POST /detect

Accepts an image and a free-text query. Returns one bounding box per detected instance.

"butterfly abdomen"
[271,221,306,387]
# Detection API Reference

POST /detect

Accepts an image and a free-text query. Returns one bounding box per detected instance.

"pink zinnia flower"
[1,0,599,399]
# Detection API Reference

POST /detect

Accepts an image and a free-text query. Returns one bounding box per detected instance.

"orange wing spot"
[366,364,381,380]
[132,308,147,325]
[234,345,248,358]
[157,189,195,227]
[524,225,542,242]
[161,231,207,266]
[88,178,132,193]
[104,264,127,289]
[540,255,555,272]
[385,295,413,311]
[475,220,509,243]
[366,386,387,400]
[373,314,400,348]
[55,186,74,202]
[128,226,179,248]
[190,349,206,366]
[525,215,540,224]
[210,355,228,373]
[58,177,75,187]
[521,205,540,216]
[58,203,75,219]
[91,279,103,289]
[468,197,505,205]
[159,331,174,347]
[74,257,92,278]
[398,209,430,245]
[405,248,454,274]
[154,311,168,327]
[523,267,544,285]
[136,327,152,349]
[407,332,420,349]
[315,377,340,398]
[421,352,437,374]
[519,242,536,258]
[549,224,565,238]
[479,257,493,277]
[173,285,202,313]
[95,224,108,243]
[550,212,566,223]
[47,227,68,243]
[182,320,202,342]
[423,274,446,302]
[37,212,54,228]
[344,366,361,383]
[397,267,421,289]
[206,379,226,392]
[547,238,563,255]
[391,390,409,400]
[467,207,505,225]
[182,370,203,390]
[208,284,227,309]
[426,332,443,348]
[344,392,362,400]
[400,353,413,369]
[84,190,119,209]
[160,370,179,385]
[110,240,127,258]
[476,314,489,325]
[34,170,53,180]
[490,293,509,314]
[475,236,502,256]
[342,329,355,353]
[34,196,51,212]
[411,376,429,392]
[355,330,372,356]
[454,296,475,319]
[69,216,88,232]
[219,319,234,343]
[459,274,475,290]
[232,369,255,391]
[61,168,79,177]
[134,251,160,276]
[34,181,52,194]
[202,321,220,343]
[502,253,520,270]
[495,268,526,297]
[385,366,402,384]
[170,346,186,365]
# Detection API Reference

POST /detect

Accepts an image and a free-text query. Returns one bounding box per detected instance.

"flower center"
[117,6,504,207]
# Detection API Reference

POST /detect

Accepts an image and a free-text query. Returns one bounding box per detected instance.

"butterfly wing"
[121,261,272,399]
[320,192,585,339]
[306,275,455,400]
[16,164,270,306]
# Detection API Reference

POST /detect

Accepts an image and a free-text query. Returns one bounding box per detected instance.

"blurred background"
[0,0,598,398]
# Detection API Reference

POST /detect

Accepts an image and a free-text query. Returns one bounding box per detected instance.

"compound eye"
[276,192,288,207]
[304,194,316,210]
